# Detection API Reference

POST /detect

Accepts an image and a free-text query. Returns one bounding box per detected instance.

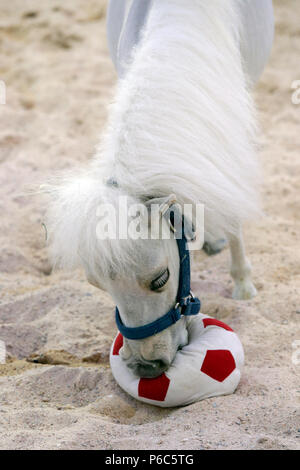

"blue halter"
[115,223,201,340]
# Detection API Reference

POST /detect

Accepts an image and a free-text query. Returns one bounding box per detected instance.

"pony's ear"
[145,194,196,241]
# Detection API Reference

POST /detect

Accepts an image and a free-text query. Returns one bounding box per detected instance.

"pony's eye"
[150,268,170,291]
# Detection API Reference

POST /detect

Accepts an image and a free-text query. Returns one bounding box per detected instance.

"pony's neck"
[99,0,258,237]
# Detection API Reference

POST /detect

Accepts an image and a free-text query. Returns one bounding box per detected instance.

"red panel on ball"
[201,349,236,382]
[112,333,123,356]
[202,318,234,332]
[138,373,170,401]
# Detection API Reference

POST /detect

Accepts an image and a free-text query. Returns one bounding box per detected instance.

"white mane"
[98,0,260,229]
[46,0,261,274]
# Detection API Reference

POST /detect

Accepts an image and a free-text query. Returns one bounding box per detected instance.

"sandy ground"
[0,0,299,450]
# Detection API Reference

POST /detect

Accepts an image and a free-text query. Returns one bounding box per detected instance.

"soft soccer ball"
[110,313,244,407]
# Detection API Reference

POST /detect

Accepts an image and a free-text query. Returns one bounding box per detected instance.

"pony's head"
[45,173,197,378]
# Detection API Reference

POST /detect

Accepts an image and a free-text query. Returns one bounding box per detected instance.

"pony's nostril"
[134,359,168,378]
[154,359,167,371]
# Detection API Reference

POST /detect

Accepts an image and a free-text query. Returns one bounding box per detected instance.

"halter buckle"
[176,291,196,316]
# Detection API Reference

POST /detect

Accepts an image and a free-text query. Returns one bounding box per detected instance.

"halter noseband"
[115,222,201,340]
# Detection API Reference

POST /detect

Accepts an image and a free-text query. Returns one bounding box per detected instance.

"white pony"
[45,0,274,378]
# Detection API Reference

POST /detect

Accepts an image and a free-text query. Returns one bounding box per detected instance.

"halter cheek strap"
[115,232,201,340]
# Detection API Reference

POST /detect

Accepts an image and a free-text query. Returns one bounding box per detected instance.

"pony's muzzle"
[129,359,169,378]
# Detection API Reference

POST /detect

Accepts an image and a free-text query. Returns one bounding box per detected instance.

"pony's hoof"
[203,238,227,256]
[232,280,257,300]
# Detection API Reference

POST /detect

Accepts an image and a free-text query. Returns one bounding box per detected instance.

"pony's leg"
[227,228,257,300]
[203,234,227,256]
